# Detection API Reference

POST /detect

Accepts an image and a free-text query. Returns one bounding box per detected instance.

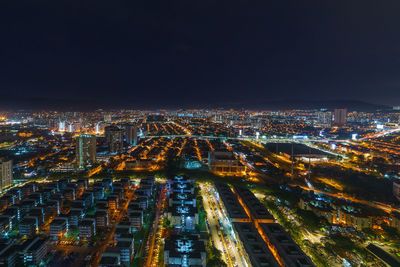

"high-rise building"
[104,114,112,123]
[316,110,332,127]
[208,151,246,175]
[76,134,96,168]
[58,121,66,132]
[394,181,400,201]
[124,124,137,146]
[164,234,206,267]
[104,125,124,154]
[333,108,347,127]
[0,159,12,191]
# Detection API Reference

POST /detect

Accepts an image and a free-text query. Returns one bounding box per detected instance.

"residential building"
[215,183,249,222]
[76,134,96,168]
[164,234,206,267]
[168,204,198,229]
[19,218,37,237]
[49,217,68,239]
[19,237,48,266]
[79,219,96,240]
[208,151,246,175]
[124,124,137,146]
[233,222,280,267]
[0,243,17,267]
[259,223,315,267]
[233,186,275,225]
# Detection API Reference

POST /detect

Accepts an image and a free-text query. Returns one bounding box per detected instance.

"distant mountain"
[246,99,390,112]
[0,95,390,112]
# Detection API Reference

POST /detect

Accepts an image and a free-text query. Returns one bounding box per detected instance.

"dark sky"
[1,0,400,108]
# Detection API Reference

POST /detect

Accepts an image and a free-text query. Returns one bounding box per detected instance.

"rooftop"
[233,186,274,221]
[233,222,279,267]
[259,223,315,267]
[215,183,248,220]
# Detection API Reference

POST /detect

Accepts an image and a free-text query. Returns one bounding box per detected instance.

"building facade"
[105,125,124,154]
[76,134,96,168]
[333,108,347,127]
[0,159,12,192]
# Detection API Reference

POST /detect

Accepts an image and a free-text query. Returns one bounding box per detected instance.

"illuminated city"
[0,109,399,266]
[2,1,400,266]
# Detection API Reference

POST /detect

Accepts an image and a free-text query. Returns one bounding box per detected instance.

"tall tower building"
[0,159,12,191]
[76,134,96,168]
[333,108,347,127]
[124,124,138,146]
[316,110,332,127]
[59,121,66,132]
[394,181,400,201]
[104,125,124,154]
[104,114,112,123]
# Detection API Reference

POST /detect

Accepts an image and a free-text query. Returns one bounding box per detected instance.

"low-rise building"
[168,204,198,229]
[95,211,109,229]
[46,200,61,216]
[81,192,94,207]
[99,256,120,267]
[120,178,131,189]
[125,159,154,170]
[19,237,48,266]
[118,240,134,266]
[0,215,14,232]
[233,186,274,224]
[108,195,119,211]
[169,192,196,207]
[0,217,10,234]
[79,219,96,240]
[232,222,280,267]
[63,188,76,201]
[208,151,246,175]
[390,212,400,231]
[19,218,37,237]
[29,207,45,225]
[299,194,382,231]
[93,187,105,200]
[215,183,249,222]
[0,243,17,267]
[68,209,85,228]
[128,211,143,229]
[20,199,36,215]
[164,234,206,267]
[49,217,68,240]
[171,181,194,194]
[259,223,315,267]
[136,196,148,210]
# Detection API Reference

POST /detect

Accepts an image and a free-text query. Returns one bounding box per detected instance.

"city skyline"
[0,109,400,266]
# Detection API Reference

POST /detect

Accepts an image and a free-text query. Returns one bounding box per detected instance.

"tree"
[162,217,171,228]
[206,243,227,267]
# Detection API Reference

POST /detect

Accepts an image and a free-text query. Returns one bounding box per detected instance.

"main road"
[143,185,167,267]
[200,182,248,267]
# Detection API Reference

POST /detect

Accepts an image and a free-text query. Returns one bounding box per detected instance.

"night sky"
[1,0,400,108]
